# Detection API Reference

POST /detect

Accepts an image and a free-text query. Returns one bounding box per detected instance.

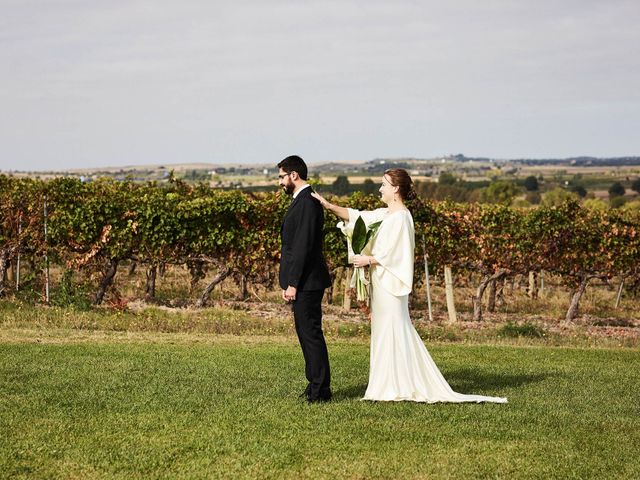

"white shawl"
[345,208,415,296]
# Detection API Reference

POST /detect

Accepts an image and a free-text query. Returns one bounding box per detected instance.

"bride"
[312,169,507,403]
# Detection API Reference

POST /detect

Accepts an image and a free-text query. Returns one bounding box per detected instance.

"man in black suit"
[278,155,332,403]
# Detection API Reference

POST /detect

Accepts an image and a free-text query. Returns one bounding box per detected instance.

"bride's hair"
[384,168,417,201]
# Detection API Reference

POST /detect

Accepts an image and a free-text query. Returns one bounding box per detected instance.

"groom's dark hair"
[278,155,308,180]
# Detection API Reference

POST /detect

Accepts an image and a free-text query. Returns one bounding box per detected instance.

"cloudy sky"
[1,0,639,171]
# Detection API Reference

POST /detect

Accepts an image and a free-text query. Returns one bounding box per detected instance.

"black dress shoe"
[307,394,332,404]
[299,384,312,398]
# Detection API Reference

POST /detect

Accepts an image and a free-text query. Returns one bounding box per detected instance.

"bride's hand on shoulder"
[311,192,329,209]
[313,193,350,220]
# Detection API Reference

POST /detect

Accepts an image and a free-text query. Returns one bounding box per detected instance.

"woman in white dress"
[312,169,507,403]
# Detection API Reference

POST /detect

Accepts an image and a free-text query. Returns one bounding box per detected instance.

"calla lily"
[338,216,382,302]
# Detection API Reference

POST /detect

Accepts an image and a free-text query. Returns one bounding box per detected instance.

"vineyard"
[1,175,639,323]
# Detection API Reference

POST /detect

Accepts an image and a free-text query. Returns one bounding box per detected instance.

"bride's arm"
[311,192,349,220]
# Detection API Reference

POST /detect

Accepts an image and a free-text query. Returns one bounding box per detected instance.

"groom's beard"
[282,182,295,195]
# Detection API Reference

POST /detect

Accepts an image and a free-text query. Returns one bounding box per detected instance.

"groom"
[278,155,332,403]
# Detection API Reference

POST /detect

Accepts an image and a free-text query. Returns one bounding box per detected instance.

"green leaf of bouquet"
[365,221,382,245]
[352,216,367,253]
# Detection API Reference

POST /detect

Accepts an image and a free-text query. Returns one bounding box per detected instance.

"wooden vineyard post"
[43,196,50,304]
[16,213,22,290]
[444,265,457,323]
[343,268,351,311]
[422,235,433,322]
[615,278,625,308]
[528,271,539,299]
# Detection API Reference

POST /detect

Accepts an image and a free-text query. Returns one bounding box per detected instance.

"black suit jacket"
[279,186,332,291]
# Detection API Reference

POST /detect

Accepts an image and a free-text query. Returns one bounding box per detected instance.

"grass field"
[1,328,639,479]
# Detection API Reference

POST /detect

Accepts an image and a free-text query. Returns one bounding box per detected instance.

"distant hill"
[510,156,640,166]
[3,154,639,180]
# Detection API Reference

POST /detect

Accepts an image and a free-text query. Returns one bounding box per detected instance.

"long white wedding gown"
[345,207,507,404]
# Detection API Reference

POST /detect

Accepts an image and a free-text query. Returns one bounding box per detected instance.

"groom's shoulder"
[296,190,322,216]
[305,190,322,208]
[298,187,317,203]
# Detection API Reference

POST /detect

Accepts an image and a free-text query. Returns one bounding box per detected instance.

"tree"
[523,176,539,191]
[631,178,640,194]
[480,181,519,205]
[569,184,587,198]
[609,182,625,198]
[332,175,351,195]
[362,178,378,195]
[541,188,580,207]
[438,172,457,185]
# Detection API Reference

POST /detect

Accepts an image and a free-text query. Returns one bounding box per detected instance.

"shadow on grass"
[333,370,553,401]
[333,384,368,400]
[444,368,553,392]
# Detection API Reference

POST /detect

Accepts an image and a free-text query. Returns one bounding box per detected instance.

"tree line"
[322,173,640,209]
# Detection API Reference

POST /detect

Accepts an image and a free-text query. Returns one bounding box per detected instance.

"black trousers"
[292,289,331,399]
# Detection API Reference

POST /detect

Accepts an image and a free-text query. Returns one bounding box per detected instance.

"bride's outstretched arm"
[311,192,349,220]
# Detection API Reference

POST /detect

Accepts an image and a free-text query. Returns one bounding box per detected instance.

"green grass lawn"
[1,331,639,479]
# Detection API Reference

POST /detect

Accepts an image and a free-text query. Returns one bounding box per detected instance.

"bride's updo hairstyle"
[384,168,417,202]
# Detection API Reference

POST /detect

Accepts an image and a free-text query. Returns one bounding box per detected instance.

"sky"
[1,0,639,171]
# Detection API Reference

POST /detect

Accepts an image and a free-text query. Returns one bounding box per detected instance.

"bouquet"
[337,216,382,302]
